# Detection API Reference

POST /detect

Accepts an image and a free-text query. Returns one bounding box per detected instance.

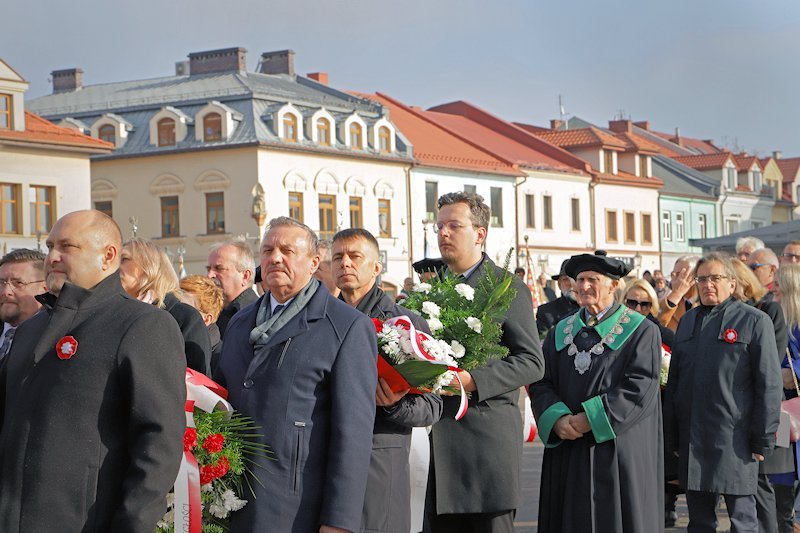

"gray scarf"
[249,278,320,353]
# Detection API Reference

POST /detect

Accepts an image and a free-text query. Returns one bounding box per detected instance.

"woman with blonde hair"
[120,238,211,375]
[730,258,767,304]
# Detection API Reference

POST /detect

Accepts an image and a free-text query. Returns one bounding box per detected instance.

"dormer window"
[203,113,222,142]
[372,118,396,154]
[638,155,649,177]
[276,104,304,144]
[350,123,363,150]
[309,108,336,147]
[378,127,391,153]
[0,94,11,129]
[158,118,176,147]
[98,124,116,144]
[603,150,615,174]
[753,168,762,192]
[283,114,298,142]
[317,118,331,146]
[726,165,737,189]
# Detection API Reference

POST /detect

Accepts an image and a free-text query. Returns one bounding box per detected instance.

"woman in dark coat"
[120,238,211,375]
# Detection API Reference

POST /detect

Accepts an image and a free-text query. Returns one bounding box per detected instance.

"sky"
[4,0,799,156]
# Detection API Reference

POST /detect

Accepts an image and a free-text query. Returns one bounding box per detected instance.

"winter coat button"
[243,379,254,388]
[580,332,588,338]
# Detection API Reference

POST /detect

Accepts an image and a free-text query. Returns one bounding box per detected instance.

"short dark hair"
[514,267,525,275]
[0,248,46,274]
[437,191,491,230]
[265,216,319,255]
[332,228,380,256]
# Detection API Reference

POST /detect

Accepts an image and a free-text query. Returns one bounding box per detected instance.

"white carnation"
[455,283,475,301]
[209,500,229,519]
[221,489,247,512]
[384,340,401,357]
[427,316,444,332]
[450,340,466,359]
[413,282,432,294]
[422,301,441,317]
[465,316,483,333]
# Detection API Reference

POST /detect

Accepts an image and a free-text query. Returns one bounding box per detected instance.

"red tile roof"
[594,170,663,189]
[353,93,520,176]
[734,153,762,172]
[651,131,721,154]
[527,126,628,150]
[614,131,662,154]
[777,158,800,181]
[672,152,735,170]
[0,112,113,151]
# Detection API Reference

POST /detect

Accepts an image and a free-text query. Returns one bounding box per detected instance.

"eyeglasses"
[433,221,478,234]
[694,275,730,285]
[748,263,771,271]
[782,253,800,262]
[0,279,45,291]
[625,299,652,312]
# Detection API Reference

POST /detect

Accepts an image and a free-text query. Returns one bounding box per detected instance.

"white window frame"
[661,210,672,241]
[675,212,685,242]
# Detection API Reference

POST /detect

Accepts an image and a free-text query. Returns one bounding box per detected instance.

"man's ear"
[475,226,487,246]
[102,244,119,271]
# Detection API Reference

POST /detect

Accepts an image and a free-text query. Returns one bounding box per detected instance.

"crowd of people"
[1,198,799,533]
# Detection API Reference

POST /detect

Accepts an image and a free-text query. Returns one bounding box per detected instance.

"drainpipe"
[513,174,529,269]
[589,180,597,249]
[405,164,414,277]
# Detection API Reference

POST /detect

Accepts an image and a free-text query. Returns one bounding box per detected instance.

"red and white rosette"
[523,392,537,442]
[383,316,468,420]
[173,369,233,533]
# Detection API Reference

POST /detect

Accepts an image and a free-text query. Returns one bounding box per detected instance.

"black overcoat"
[428,255,544,514]
[216,288,258,339]
[0,273,186,532]
[663,297,783,495]
[163,292,212,375]
[536,295,579,336]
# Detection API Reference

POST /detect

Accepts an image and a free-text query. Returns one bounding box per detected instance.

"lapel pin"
[723,329,738,344]
[56,336,78,360]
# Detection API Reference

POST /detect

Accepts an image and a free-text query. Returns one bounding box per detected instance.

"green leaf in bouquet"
[394,359,450,387]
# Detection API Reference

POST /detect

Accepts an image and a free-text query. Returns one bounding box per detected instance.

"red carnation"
[372,318,384,334]
[200,464,215,486]
[183,427,197,452]
[202,433,225,454]
[213,456,230,478]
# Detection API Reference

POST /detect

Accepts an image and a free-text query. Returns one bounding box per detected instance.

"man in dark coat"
[664,252,782,532]
[207,239,258,337]
[425,192,544,533]
[535,259,579,338]
[0,210,186,533]
[332,228,443,533]
[216,217,377,533]
[530,250,663,533]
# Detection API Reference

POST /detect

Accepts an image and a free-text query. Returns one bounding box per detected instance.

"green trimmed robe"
[530,303,664,533]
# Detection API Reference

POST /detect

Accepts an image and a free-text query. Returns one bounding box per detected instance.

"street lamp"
[128,216,138,239]
[633,252,643,275]
[422,219,433,258]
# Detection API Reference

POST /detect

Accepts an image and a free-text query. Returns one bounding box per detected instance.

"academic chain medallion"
[562,308,633,375]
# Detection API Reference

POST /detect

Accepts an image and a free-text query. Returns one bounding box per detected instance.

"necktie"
[0,327,16,360]
[272,304,284,318]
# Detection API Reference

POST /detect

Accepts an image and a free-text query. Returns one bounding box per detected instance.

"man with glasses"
[663,252,782,533]
[206,239,257,337]
[780,241,800,265]
[659,255,700,332]
[749,248,780,294]
[0,249,47,361]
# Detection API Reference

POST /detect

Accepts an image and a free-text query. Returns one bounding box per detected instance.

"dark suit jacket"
[216,288,258,339]
[216,282,377,533]
[163,292,212,375]
[0,273,186,533]
[429,255,544,514]
[536,296,580,336]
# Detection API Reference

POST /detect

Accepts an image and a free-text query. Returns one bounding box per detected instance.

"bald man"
[0,210,186,533]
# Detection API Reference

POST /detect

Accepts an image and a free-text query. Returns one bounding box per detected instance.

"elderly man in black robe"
[530,250,663,533]
[664,252,782,533]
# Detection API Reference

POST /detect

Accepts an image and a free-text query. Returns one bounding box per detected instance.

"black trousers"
[774,482,798,533]
[687,490,758,533]
[426,510,515,533]
[756,473,778,533]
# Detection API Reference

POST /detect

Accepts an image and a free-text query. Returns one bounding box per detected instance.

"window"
[737,168,749,189]
[378,126,391,153]
[525,194,535,228]
[0,183,19,234]
[543,195,553,229]
[205,192,225,234]
[204,113,222,142]
[425,181,438,221]
[639,155,648,177]
[604,150,615,174]
[349,123,363,149]
[317,118,331,147]
[95,201,112,219]
[698,214,707,239]
[282,113,298,142]
[378,199,391,238]
[98,124,116,144]
[0,94,11,129]
[675,212,685,241]
[464,184,476,194]
[624,211,636,243]
[753,169,762,193]
[490,187,503,227]
[349,196,363,228]
[288,191,304,222]
[641,213,653,245]
[29,185,55,234]
[661,211,672,241]
[158,118,176,147]
[318,194,336,240]
[570,198,580,231]
[752,220,764,229]
[725,219,738,235]
[606,209,618,242]
[160,196,180,237]
[726,167,737,190]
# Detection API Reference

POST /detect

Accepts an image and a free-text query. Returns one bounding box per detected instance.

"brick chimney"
[608,119,632,133]
[51,68,83,93]
[307,72,328,85]
[258,50,295,76]
[673,127,683,147]
[188,47,247,76]
[550,119,563,130]
[633,121,650,131]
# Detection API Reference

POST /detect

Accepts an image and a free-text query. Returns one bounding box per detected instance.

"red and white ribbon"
[173,369,232,532]
[523,392,537,442]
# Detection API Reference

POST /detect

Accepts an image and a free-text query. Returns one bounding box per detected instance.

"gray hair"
[694,252,737,281]
[209,238,255,275]
[264,216,320,255]
[750,248,779,267]
[736,236,765,253]
[675,255,700,270]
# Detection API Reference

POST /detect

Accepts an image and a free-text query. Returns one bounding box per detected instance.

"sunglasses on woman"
[625,299,652,312]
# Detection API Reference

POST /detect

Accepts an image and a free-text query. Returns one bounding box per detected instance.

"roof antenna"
[559,94,568,130]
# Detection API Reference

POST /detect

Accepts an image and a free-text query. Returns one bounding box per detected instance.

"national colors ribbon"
[382,316,468,420]
[173,369,233,533]
[523,391,537,442]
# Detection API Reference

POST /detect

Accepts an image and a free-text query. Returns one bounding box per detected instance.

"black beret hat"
[564,250,631,280]
[412,257,445,275]
[551,259,570,281]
